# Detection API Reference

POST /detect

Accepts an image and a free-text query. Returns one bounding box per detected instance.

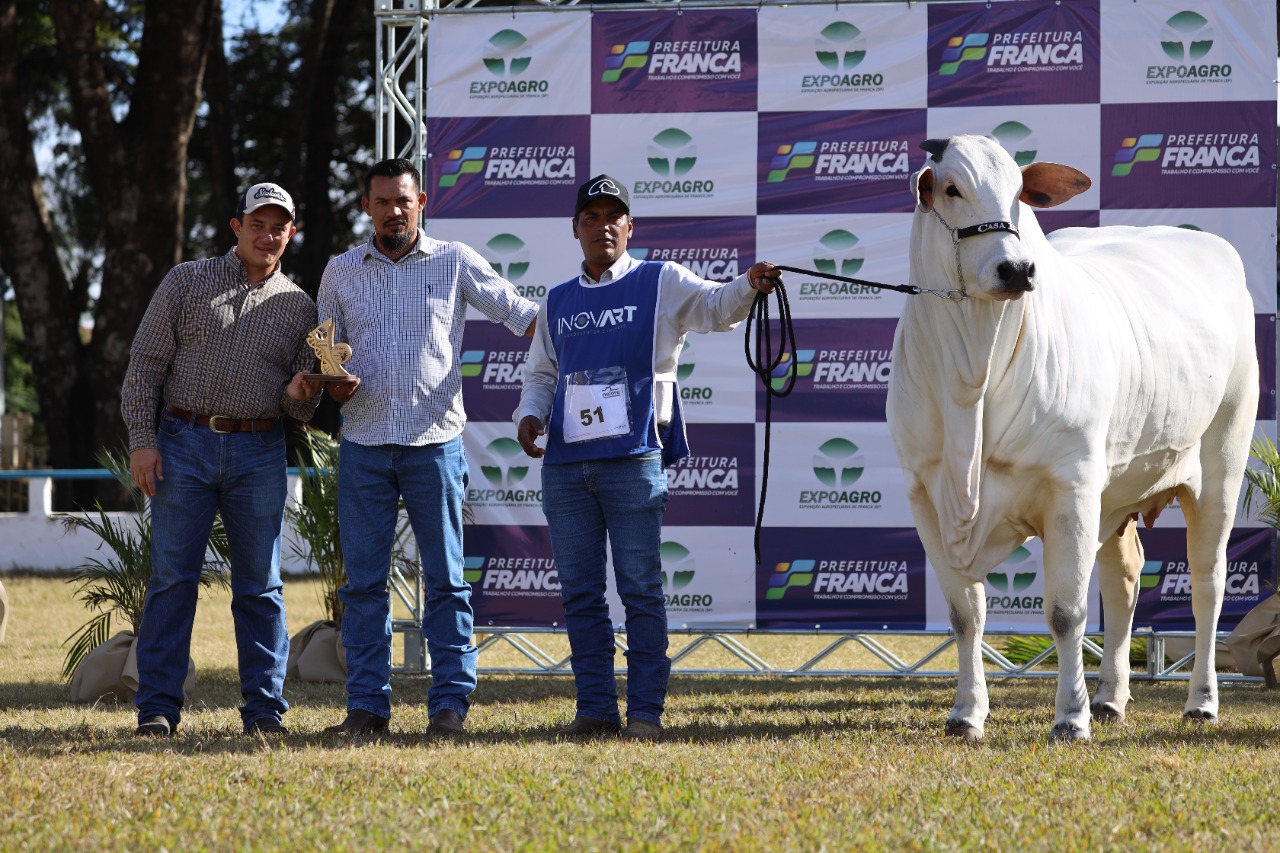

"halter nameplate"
[955,221,1019,240]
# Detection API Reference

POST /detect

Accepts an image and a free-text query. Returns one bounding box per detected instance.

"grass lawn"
[1,573,1277,851]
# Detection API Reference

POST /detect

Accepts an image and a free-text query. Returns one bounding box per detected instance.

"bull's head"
[910,135,1091,301]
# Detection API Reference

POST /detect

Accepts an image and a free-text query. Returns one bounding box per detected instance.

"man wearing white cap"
[122,182,322,737]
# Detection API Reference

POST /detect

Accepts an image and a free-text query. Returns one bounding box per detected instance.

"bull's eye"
[945,185,961,198]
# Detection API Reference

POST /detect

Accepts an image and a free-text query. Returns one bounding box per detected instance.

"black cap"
[574,174,630,217]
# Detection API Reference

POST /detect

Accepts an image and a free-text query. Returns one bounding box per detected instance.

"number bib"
[561,367,632,444]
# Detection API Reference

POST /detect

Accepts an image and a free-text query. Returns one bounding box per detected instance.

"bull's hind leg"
[1090,515,1143,724]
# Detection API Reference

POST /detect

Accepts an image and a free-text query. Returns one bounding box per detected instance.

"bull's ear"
[913,165,935,211]
[1019,162,1092,208]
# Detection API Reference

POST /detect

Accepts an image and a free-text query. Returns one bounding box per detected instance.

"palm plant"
[286,428,345,623]
[56,447,230,680]
[1242,434,1280,533]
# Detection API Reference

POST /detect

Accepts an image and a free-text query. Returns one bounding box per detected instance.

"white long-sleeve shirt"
[514,253,758,429]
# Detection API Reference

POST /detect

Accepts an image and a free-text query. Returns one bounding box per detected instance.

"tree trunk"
[0,0,87,485]
[25,0,217,504]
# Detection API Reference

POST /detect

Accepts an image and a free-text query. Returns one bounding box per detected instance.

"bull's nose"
[997,260,1036,292]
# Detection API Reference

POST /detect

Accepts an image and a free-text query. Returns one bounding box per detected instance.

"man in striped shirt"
[121,182,321,737]
[318,158,537,737]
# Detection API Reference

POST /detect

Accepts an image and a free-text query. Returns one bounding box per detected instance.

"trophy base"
[303,373,353,382]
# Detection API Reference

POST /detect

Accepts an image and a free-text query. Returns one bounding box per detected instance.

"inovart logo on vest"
[464,554,560,598]
[1140,557,1260,603]
[674,340,714,407]
[939,25,1084,77]
[661,541,712,611]
[633,128,714,202]
[799,437,881,510]
[459,348,527,390]
[797,229,880,303]
[1148,11,1229,85]
[555,305,640,339]
[768,136,909,185]
[800,22,884,94]
[438,143,576,189]
[482,233,545,300]
[469,29,550,100]
[990,120,1038,167]
[984,545,1042,615]
[1111,131,1260,178]
[468,437,540,509]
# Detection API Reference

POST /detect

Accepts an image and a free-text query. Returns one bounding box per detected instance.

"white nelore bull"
[887,135,1259,741]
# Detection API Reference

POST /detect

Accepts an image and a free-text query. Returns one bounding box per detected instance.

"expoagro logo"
[1112,131,1260,178]
[481,233,546,300]
[985,545,1042,614]
[796,229,880,302]
[464,554,560,597]
[939,25,1084,76]
[633,128,714,201]
[673,340,715,406]
[799,437,881,510]
[989,120,1038,167]
[467,437,540,509]
[800,21,885,94]
[470,29,550,99]
[661,541,712,610]
[1149,10,1229,84]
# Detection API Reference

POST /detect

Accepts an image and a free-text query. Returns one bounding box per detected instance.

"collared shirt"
[121,249,319,452]
[514,252,757,428]
[318,234,538,447]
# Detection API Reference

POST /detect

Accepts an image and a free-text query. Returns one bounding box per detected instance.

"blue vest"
[544,261,688,466]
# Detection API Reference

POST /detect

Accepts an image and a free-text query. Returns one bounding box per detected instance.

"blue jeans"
[135,410,289,729]
[337,437,476,719]
[540,455,671,725]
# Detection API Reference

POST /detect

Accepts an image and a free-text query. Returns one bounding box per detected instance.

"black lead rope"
[744,275,798,567]
[772,264,922,296]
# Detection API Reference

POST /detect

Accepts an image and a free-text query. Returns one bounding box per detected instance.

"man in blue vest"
[514,174,779,740]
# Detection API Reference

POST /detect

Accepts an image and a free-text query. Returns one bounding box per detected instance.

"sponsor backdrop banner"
[425,0,1278,633]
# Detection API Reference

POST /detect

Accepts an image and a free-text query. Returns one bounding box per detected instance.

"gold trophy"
[304,318,354,381]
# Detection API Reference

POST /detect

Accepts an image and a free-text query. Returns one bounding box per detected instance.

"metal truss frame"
[374,0,1268,685]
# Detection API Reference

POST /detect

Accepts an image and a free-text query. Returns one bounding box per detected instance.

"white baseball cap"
[236,182,296,219]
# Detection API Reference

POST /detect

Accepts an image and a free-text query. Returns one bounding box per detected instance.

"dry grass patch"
[0,574,1277,850]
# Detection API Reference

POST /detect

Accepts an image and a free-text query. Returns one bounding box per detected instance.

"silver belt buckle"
[208,415,234,434]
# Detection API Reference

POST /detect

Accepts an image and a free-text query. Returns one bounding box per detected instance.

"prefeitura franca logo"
[767,141,817,182]
[602,41,651,83]
[1111,134,1163,177]
[439,147,487,188]
[766,560,816,600]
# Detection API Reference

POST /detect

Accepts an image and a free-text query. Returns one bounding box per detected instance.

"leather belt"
[168,406,279,434]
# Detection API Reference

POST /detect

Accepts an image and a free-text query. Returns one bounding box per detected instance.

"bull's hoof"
[1049,722,1090,742]
[1090,703,1125,725]
[1183,709,1219,723]
[944,718,983,741]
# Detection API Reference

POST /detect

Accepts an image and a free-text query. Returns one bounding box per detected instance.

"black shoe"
[135,715,174,737]
[557,715,622,739]
[427,708,465,736]
[621,718,663,741]
[244,718,289,736]
[324,709,390,736]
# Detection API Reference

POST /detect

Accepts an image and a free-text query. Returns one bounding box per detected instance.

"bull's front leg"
[936,566,989,740]
[1042,498,1101,742]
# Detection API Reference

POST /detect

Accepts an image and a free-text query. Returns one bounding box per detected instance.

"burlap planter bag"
[287,619,347,683]
[69,630,196,703]
[1226,595,1280,688]
[0,579,8,643]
